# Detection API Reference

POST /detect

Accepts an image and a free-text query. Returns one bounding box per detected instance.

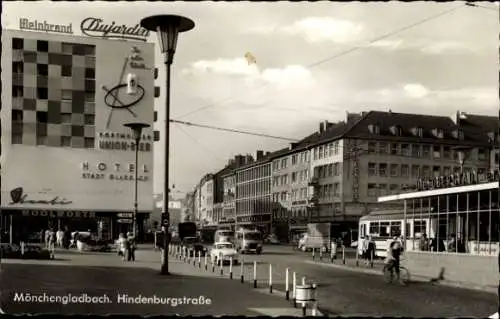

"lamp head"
[140,15,195,64]
[124,122,150,141]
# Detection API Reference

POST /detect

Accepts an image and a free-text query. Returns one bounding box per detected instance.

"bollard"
[302,301,307,317]
[311,283,318,317]
[193,250,196,266]
[269,264,273,293]
[292,271,297,308]
[312,248,315,261]
[253,261,257,288]
[198,251,202,268]
[302,276,306,286]
[204,254,208,271]
[319,248,323,261]
[21,242,25,256]
[355,247,359,267]
[370,250,374,268]
[229,257,233,280]
[220,257,224,276]
[342,246,346,265]
[212,257,215,273]
[331,241,337,262]
[240,257,244,283]
[285,267,290,300]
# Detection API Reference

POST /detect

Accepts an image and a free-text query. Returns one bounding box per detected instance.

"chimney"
[256,150,264,160]
[289,142,297,150]
[324,120,333,130]
[245,154,254,164]
[228,158,235,166]
[319,122,325,133]
[235,155,245,166]
[266,151,271,156]
[346,112,362,125]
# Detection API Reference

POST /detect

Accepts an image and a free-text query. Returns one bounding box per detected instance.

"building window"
[333,183,340,196]
[411,144,421,157]
[443,166,451,176]
[390,164,399,177]
[422,145,430,158]
[327,164,333,176]
[84,137,94,148]
[367,184,378,197]
[37,64,48,76]
[368,142,377,154]
[478,148,487,161]
[12,86,23,98]
[292,154,298,165]
[374,142,386,154]
[379,184,388,196]
[328,143,334,156]
[334,141,339,154]
[422,166,431,178]
[443,146,452,159]
[368,163,377,176]
[325,144,330,157]
[313,148,318,160]
[433,145,441,158]
[291,172,297,183]
[433,166,441,177]
[390,143,399,155]
[401,164,409,178]
[401,144,410,156]
[334,163,340,176]
[13,61,23,74]
[389,184,399,194]
[378,163,387,177]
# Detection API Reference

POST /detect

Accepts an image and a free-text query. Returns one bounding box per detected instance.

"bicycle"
[383,259,410,285]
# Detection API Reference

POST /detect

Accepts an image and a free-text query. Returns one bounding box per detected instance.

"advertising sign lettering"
[417,169,500,191]
[21,210,96,218]
[80,17,150,41]
[19,18,73,34]
[9,187,72,205]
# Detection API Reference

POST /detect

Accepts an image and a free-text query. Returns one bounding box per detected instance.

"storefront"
[378,177,499,289]
[1,28,155,243]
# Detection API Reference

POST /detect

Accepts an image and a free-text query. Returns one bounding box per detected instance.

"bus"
[357,209,434,258]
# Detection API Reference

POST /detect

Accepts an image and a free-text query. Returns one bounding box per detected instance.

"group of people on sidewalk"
[359,235,404,280]
[42,227,72,250]
[117,232,137,262]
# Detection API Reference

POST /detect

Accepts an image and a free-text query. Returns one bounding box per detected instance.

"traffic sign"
[161,212,170,227]
[117,219,132,224]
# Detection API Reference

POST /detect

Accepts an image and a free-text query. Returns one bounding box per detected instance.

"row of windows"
[12,88,95,102]
[12,110,95,125]
[272,169,309,187]
[312,141,341,160]
[274,207,309,219]
[367,183,407,197]
[11,134,94,148]
[367,142,488,161]
[313,163,342,179]
[367,163,489,179]
[237,164,271,183]
[12,62,96,78]
[273,151,310,170]
[272,186,309,202]
[236,198,272,215]
[316,183,341,198]
[235,180,271,199]
[12,38,96,56]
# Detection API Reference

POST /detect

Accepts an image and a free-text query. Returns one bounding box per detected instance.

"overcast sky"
[4,1,499,199]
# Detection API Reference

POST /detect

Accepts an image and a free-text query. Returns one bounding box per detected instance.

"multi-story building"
[1,28,155,242]
[235,151,273,233]
[307,111,495,229]
[199,174,214,225]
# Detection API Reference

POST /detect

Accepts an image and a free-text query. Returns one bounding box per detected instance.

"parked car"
[210,242,239,265]
[182,236,207,257]
[264,234,280,244]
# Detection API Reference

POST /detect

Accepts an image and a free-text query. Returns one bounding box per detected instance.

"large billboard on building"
[1,29,155,212]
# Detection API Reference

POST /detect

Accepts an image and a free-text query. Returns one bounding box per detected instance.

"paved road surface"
[0,248,310,316]
[193,244,498,317]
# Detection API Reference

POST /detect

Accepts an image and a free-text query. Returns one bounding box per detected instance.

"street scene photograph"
[0,1,499,317]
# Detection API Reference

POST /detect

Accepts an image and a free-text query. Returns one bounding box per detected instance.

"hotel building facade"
[1,28,155,242]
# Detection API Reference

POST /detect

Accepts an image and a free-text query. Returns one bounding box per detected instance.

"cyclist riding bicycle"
[385,236,403,281]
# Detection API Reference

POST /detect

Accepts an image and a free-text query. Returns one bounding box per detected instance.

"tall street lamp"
[124,122,150,238]
[141,14,195,275]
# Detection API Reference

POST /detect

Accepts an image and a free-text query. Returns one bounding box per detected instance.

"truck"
[298,223,331,252]
[177,222,197,241]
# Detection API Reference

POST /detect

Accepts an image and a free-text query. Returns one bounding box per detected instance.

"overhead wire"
[175,3,467,120]
[174,122,226,162]
[171,119,299,142]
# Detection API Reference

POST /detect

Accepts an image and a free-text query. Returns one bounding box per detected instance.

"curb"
[305,260,498,294]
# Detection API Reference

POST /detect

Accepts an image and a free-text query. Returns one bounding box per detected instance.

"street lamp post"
[141,15,195,275]
[124,123,150,238]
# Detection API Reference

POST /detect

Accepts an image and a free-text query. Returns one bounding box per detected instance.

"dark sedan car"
[182,237,207,257]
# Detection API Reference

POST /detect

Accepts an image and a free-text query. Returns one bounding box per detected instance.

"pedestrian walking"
[127,232,136,262]
[56,229,64,248]
[117,233,127,260]
[63,227,71,249]
[44,229,51,248]
[48,228,56,252]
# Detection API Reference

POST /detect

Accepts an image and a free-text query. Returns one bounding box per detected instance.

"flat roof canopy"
[378,182,499,203]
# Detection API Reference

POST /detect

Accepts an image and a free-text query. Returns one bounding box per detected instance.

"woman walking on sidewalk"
[126,232,136,262]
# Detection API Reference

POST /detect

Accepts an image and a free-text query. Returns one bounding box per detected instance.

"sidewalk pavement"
[0,247,317,316]
[304,257,498,294]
